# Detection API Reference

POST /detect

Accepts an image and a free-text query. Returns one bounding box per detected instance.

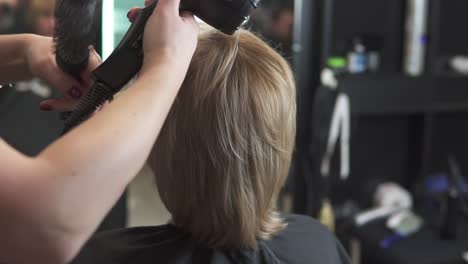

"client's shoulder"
[263,214,351,264]
[72,225,190,264]
[283,214,332,235]
[276,214,335,242]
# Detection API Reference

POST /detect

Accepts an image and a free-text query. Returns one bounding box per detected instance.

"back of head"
[149,27,296,250]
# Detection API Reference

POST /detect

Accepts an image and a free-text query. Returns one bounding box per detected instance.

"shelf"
[338,75,468,115]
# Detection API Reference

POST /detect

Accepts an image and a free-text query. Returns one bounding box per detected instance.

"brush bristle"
[54,0,101,79]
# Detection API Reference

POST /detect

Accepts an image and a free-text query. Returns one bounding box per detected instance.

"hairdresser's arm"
[0,34,29,69]
[0,34,36,83]
[0,1,198,263]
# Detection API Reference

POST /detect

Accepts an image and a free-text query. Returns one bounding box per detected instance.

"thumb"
[40,98,79,112]
[127,7,142,23]
[45,67,82,95]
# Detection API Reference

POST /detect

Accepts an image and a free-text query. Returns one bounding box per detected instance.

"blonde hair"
[148,28,296,249]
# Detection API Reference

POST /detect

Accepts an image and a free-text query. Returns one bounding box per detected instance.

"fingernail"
[40,103,52,111]
[68,87,82,99]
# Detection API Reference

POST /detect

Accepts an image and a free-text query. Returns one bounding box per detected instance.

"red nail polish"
[69,87,82,99]
[40,103,52,111]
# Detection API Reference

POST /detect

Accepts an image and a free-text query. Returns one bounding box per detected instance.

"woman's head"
[149,27,296,249]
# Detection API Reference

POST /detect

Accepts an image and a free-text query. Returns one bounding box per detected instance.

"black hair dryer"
[55,0,260,133]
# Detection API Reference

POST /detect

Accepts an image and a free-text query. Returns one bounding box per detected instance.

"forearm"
[38,61,183,231]
[0,60,33,84]
[0,34,34,83]
[0,61,186,264]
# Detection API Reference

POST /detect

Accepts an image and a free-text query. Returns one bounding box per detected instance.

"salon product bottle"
[403,0,429,76]
[348,38,367,74]
[319,199,336,232]
[327,56,348,75]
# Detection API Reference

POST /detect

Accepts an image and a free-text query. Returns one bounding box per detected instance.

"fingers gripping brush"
[57,0,260,134]
[54,0,101,121]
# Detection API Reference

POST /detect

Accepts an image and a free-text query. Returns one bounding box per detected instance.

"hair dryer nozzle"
[185,0,260,35]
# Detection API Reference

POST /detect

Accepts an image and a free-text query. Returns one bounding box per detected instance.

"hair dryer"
[54,0,260,133]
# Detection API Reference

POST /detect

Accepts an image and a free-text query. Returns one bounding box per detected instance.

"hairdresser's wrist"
[13,34,34,62]
[141,53,190,80]
[139,59,188,93]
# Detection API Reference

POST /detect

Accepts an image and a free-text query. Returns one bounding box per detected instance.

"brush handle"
[91,1,161,91]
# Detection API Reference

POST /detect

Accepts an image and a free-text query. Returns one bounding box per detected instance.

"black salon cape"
[72,214,351,264]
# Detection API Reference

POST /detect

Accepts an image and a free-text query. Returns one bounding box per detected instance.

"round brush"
[54,0,101,123]
[54,0,101,80]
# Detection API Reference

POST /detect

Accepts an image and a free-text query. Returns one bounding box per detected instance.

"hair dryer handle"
[92,1,158,90]
[92,0,195,90]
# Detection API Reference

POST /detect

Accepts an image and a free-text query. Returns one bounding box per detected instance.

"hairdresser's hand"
[24,34,102,112]
[128,0,198,76]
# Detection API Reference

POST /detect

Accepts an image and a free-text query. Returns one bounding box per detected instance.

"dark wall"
[0,86,62,156]
[436,0,468,56]
[331,116,414,204]
[291,0,325,214]
[430,114,468,174]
